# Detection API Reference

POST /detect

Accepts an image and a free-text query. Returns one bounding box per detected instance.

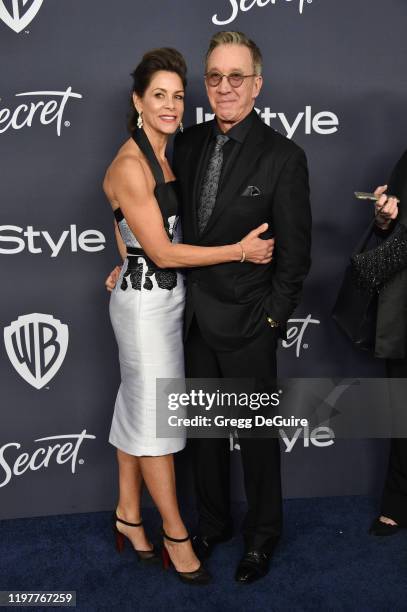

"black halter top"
[113,128,180,255]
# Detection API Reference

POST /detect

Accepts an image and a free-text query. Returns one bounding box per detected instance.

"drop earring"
[137,112,143,129]
[179,121,184,133]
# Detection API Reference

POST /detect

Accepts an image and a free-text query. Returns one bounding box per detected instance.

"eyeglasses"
[204,72,257,88]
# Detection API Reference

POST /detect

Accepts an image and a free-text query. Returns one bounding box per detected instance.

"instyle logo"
[0,224,106,257]
[279,425,334,452]
[0,430,96,488]
[0,87,82,136]
[212,0,311,25]
[0,0,43,33]
[4,314,69,389]
[230,425,334,452]
[196,106,339,139]
[284,314,320,358]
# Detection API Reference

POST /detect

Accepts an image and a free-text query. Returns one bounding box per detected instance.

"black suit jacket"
[375,150,407,359]
[173,111,312,351]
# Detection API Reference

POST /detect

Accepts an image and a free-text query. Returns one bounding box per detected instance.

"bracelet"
[238,241,246,263]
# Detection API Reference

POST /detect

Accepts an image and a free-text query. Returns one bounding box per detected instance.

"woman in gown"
[103,48,274,583]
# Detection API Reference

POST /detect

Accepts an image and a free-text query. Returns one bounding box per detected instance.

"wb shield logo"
[0,0,44,33]
[4,314,69,389]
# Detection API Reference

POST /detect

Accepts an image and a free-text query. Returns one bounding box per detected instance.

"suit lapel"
[200,115,266,238]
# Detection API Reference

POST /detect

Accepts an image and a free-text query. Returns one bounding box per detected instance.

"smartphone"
[355,191,399,203]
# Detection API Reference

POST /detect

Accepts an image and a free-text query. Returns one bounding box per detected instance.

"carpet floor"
[1,496,406,611]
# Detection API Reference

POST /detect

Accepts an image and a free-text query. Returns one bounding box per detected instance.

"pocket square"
[241,185,262,197]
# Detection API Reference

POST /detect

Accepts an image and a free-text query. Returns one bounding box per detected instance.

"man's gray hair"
[205,31,263,76]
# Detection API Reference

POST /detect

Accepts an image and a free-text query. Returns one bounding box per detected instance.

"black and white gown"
[109,129,186,456]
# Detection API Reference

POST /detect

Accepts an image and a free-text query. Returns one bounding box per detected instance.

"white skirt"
[109,257,186,456]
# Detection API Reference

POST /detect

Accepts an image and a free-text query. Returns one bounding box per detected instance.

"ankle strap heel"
[162,529,190,543]
[161,527,211,585]
[114,512,143,528]
[112,512,159,564]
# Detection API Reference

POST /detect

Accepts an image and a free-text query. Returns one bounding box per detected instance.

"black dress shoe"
[235,550,272,584]
[192,532,233,560]
[369,517,402,537]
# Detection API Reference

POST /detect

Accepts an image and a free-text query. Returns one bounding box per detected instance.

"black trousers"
[380,358,407,526]
[184,317,282,552]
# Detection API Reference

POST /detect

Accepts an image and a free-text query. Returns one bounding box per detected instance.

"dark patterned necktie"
[198,134,229,234]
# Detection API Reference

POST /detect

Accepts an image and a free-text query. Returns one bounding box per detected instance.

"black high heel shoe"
[369,516,401,536]
[112,512,160,563]
[161,529,211,585]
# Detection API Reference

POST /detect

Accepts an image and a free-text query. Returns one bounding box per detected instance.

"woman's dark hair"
[128,47,187,133]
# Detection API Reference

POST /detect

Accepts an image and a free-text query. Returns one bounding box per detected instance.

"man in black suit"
[172,31,311,583]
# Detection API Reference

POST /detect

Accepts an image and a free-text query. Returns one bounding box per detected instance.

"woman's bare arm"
[108,156,273,269]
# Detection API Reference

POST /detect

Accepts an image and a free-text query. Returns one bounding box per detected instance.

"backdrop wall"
[1,0,405,519]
